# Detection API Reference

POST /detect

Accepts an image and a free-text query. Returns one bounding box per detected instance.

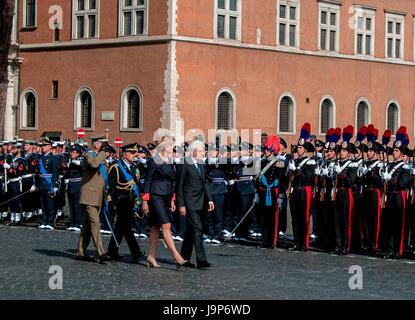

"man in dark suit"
[176,140,215,269]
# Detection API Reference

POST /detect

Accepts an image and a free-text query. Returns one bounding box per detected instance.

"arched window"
[278,95,295,133]
[356,100,369,129]
[386,102,399,133]
[320,97,334,134]
[20,89,38,129]
[120,86,143,131]
[74,87,94,129]
[216,91,234,130]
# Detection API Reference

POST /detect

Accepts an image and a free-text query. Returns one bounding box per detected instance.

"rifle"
[287,144,295,200]
[380,150,388,209]
[331,151,340,202]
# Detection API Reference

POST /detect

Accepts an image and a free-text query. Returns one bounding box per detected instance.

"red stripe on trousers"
[347,188,354,253]
[400,191,407,256]
[305,186,312,249]
[273,188,280,247]
[375,189,382,251]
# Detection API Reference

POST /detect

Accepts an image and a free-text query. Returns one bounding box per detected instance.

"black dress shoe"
[75,255,95,262]
[97,254,110,264]
[181,261,196,268]
[197,262,213,269]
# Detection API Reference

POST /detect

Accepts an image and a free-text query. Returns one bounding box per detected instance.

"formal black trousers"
[40,190,56,226]
[334,188,353,252]
[108,200,142,260]
[362,189,382,251]
[180,208,208,265]
[68,192,84,228]
[289,186,312,249]
[257,188,279,248]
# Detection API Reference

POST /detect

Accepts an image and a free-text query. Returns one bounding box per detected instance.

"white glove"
[412,168,415,176]
[314,168,321,175]
[334,164,342,174]
[29,185,37,193]
[253,193,260,204]
[229,180,235,185]
[288,161,296,171]
[361,166,368,175]
[382,172,392,181]
[53,187,59,193]
[64,179,69,184]
[322,168,329,176]
[71,160,81,166]
[3,163,10,169]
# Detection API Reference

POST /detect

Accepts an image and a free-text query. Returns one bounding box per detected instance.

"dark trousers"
[381,192,406,256]
[68,192,84,228]
[334,189,352,252]
[172,211,186,238]
[257,189,279,248]
[278,193,288,233]
[319,195,336,252]
[362,189,382,251]
[180,208,208,265]
[290,187,312,249]
[7,181,21,213]
[207,194,224,240]
[108,200,142,260]
[40,190,56,226]
[21,178,34,212]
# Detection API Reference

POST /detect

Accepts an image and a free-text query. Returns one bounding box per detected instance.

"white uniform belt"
[212,178,225,183]
[22,174,33,179]
[8,177,21,183]
[69,177,82,183]
[238,176,253,181]
[42,174,52,177]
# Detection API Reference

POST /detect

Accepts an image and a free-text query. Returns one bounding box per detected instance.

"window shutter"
[320,99,332,133]
[217,93,233,130]
[80,92,92,128]
[387,103,398,132]
[26,92,36,128]
[279,97,293,133]
[127,90,140,128]
[357,101,368,129]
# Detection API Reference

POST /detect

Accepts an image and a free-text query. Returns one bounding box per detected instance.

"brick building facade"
[7,0,415,146]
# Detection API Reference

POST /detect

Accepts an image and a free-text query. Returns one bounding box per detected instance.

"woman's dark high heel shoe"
[175,260,188,269]
[146,257,161,268]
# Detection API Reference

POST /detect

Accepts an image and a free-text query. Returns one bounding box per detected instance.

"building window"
[72,0,99,39]
[215,0,242,40]
[75,88,94,129]
[278,95,295,133]
[277,0,299,47]
[20,89,38,129]
[320,98,334,134]
[119,0,147,36]
[356,100,370,129]
[120,86,143,131]
[386,102,399,133]
[52,81,59,99]
[354,7,375,56]
[385,13,404,60]
[216,91,234,130]
[318,2,340,52]
[23,0,36,28]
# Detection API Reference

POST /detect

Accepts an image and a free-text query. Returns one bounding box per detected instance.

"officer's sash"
[39,157,53,193]
[117,160,141,214]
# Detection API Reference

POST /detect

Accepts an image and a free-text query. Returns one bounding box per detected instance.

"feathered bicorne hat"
[263,135,281,155]
[324,127,341,151]
[366,124,383,152]
[393,126,409,153]
[297,123,315,152]
[355,125,368,153]
[338,125,357,153]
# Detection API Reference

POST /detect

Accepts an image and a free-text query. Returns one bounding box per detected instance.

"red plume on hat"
[382,129,392,146]
[366,125,378,143]
[300,122,311,140]
[264,135,281,155]
[333,127,342,144]
[356,126,367,143]
[325,128,335,143]
[342,125,354,143]
[396,126,407,143]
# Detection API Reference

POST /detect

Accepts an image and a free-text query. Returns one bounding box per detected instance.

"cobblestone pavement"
[1,225,415,300]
